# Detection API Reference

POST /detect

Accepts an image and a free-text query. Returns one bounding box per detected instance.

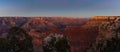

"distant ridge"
[93,16,120,20]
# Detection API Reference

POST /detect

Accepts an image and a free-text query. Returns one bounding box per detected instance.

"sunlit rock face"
[97,16,120,39]
[86,16,120,52]
[42,33,71,52]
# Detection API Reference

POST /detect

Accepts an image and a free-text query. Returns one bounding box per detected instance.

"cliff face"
[81,16,105,29]
[86,16,120,52]
[92,16,120,40]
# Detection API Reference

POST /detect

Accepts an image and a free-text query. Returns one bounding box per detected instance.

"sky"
[0,0,120,17]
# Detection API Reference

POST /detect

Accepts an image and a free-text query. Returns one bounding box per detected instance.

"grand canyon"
[0,16,120,52]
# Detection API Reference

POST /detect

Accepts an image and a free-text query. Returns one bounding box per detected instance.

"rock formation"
[86,16,120,52]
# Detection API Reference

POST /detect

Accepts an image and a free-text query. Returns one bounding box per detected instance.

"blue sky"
[0,0,120,17]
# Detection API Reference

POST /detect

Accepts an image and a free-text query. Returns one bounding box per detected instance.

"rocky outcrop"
[86,16,120,52]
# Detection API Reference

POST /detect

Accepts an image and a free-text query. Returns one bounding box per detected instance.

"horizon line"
[0,16,92,18]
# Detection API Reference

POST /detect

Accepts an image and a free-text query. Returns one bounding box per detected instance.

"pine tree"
[42,34,71,52]
[0,38,8,52]
[7,27,34,52]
